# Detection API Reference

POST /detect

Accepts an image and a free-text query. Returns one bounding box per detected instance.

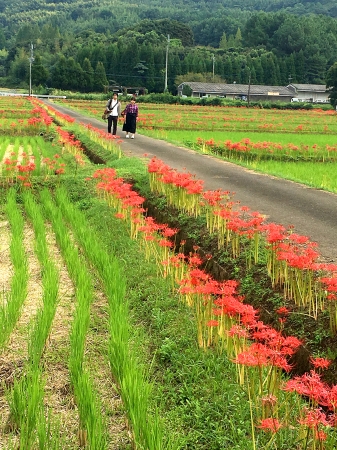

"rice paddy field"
[2,96,337,449]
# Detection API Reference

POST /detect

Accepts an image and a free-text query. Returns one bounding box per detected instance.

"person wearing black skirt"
[122,98,139,139]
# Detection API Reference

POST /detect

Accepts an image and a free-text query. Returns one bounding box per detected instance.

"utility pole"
[164,34,170,92]
[212,54,215,81]
[247,68,251,107]
[29,43,34,96]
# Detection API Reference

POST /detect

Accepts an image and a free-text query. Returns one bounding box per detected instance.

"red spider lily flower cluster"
[148,157,204,216]
[257,417,282,433]
[42,154,66,178]
[55,127,85,166]
[0,98,54,135]
[92,165,337,445]
[3,151,36,187]
[147,157,337,335]
[32,99,122,160]
[28,99,54,128]
[83,123,122,158]
[195,137,337,163]
[31,98,75,124]
[93,168,146,239]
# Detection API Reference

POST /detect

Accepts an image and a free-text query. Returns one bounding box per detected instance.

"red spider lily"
[310,357,332,371]
[234,344,270,367]
[257,417,282,432]
[188,254,202,267]
[282,370,331,407]
[93,162,337,433]
[327,385,337,412]
[206,320,219,327]
[261,394,278,407]
[276,306,290,317]
[299,407,330,428]
[161,226,178,238]
[229,324,249,339]
[159,239,173,248]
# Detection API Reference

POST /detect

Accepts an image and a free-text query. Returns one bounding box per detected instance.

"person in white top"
[106,92,122,135]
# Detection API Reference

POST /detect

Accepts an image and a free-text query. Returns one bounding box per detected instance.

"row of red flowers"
[91,166,337,446]
[148,157,337,334]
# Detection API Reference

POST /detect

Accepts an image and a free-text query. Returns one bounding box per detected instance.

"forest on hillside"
[0,0,337,93]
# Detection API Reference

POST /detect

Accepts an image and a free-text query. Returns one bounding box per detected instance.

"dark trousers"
[107,116,118,135]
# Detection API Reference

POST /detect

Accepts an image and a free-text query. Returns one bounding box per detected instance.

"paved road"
[44,100,337,262]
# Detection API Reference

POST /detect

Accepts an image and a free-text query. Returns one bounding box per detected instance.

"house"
[103,85,147,95]
[177,82,294,102]
[286,84,329,103]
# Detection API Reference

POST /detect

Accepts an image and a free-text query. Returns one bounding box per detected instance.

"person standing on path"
[122,97,138,139]
[106,92,122,135]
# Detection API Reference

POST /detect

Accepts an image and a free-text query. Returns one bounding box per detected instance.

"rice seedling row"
[1,190,63,449]
[54,187,171,450]
[40,188,107,449]
[0,189,28,349]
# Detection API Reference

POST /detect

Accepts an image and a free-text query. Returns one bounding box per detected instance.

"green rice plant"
[54,186,174,450]
[40,188,108,449]
[0,188,28,349]
[6,369,44,448]
[23,191,60,366]
[27,260,59,366]
[36,408,64,450]
[2,190,62,449]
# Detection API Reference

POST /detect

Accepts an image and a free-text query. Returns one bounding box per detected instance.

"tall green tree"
[9,48,29,84]
[168,52,182,93]
[234,28,242,48]
[0,27,5,49]
[139,42,155,92]
[231,58,242,84]
[326,62,337,107]
[219,32,227,50]
[49,55,68,89]
[31,54,49,87]
[223,57,233,83]
[16,24,41,45]
[82,57,94,91]
[93,61,108,92]
[261,53,279,85]
[252,58,264,84]
[153,47,165,92]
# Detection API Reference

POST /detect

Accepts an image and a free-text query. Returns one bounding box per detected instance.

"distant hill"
[1,0,337,93]
[0,0,336,43]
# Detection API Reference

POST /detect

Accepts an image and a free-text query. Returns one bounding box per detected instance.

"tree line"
[1,12,337,93]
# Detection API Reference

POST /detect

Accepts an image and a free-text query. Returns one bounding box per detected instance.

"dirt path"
[43,100,337,263]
